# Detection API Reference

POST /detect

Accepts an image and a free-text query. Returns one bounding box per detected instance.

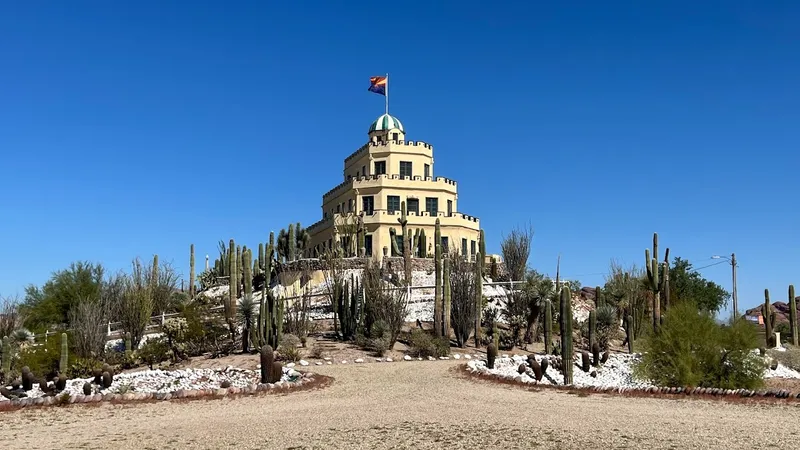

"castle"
[307,113,481,259]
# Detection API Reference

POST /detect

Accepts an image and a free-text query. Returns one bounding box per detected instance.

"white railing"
[31,280,523,342]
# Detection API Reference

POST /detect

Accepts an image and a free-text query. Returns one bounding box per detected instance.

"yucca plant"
[237,295,258,353]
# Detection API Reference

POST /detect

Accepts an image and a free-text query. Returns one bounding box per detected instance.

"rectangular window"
[441,236,449,253]
[447,200,453,216]
[362,196,374,215]
[407,198,419,214]
[400,161,413,178]
[387,195,401,213]
[425,197,438,216]
[392,132,399,141]
[462,238,468,257]
[362,165,366,176]
[336,204,340,213]
[471,240,476,259]
[374,161,386,175]
[364,235,373,257]
[424,164,430,179]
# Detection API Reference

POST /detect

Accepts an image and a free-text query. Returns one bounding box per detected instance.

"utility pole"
[731,253,738,321]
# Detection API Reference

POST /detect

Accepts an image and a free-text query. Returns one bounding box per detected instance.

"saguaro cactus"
[243,247,253,297]
[398,201,412,283]
[228,239,237,322]
[588,310,596,351]
[1,336,10,375]
[543,299,553,354]
[594,286,603,308]
[434,219,443,337]
[790,285,798,347]
[474,251,483,348]
[288,223,296,262]
[60,332,68,374]
[189,243,196,298]
[645,232,663,333]
[763,289,776,348]
[479,229,486,274]
[443,257,451,338]
[560,286,573,385]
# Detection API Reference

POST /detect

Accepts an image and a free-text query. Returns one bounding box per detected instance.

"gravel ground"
[1,361,799,450]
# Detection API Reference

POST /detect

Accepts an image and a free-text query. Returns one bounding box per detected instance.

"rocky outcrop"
[744,299,800,325]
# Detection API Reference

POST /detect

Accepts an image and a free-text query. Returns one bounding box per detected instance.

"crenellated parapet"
[323,174,458,201]
[344,139,434,164]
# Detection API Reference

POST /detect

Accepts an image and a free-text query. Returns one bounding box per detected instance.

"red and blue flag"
[368,76,387,96]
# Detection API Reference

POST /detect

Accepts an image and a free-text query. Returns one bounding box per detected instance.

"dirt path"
[1,361,798,449]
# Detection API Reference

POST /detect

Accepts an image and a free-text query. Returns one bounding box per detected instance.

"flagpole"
[385,72,389,115]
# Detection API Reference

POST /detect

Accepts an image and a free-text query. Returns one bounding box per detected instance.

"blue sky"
[1,1,798,316]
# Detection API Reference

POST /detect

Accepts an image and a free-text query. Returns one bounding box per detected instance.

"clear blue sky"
[1,1,798,316]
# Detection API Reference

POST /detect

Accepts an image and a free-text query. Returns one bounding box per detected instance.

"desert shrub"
[362,261,408,347]
[278,334,302,362]
[407,329,450,358]
[769,346,800,372]
[633,302,765,389]
[66,357,104,379]
[175,297,230,357]
[138,336,170,369]
[309,343,325,359]
[448,253,478,347]
[580,305,619,351]
[284,289,313,340]
[69,297,111,359]
[15,336,63,379]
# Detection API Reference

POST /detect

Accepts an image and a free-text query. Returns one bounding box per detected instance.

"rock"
[286,363,296,368]
[464,354,472,359]
[299,360,309,366]
[453,354,461,360]
[404,355,412,361]
[323,357,332,361]
[341,360,348,364]
[326,361,332,365]
[428,356,436,361]
[315,362,323,365]
[439,356,450,360]
[385,358,393,362]
[355,358,364,363]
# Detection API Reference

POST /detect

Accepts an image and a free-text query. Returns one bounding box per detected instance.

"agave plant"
[10,328,34,346]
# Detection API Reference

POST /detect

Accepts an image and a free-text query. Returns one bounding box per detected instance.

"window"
[441,236,449,253]
[392,132,399,141]
[374,161,386,175]
[348,199,353,212]
[462,238,468,257]
[387,195,401,213]
[400,161,413,178]
[447,200,453,216]
[362,196,374,215]
[425,197,438,215]
[407,198,419,214]
[336,204,341,213]
[362,165,366,176]
[424,164,430,179]
[364,235,373,257]
[471,240,476,259]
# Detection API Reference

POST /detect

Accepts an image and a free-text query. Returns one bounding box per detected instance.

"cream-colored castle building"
[307,114,481,259]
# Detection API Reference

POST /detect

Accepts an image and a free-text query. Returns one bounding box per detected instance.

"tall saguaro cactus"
[398,201,412,284]
[243,248,253,297]
[288,223,296,262]
[434,219,443,337]
[60,332,69,374]
[228,239,237,323]
[560,286,573,385]
[474,251,483,347]
[443,257,451,338]
[189,243,196,298]
[763,289,776,347]
[790,285,798,347]
[543,299,552,354]
[645,232,668,333]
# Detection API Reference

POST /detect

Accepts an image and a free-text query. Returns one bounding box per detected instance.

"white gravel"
[468,352,800,388]
[1,366,301,401]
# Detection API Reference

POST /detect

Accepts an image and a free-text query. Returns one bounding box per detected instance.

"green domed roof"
[369,114,404,133]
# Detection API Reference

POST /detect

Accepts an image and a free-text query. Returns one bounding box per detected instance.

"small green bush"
[407,329,450,358]
[16,337,62,379]
[634,302,765,390]
[66,357,104,379]
[137,337,170,369]
[278,334,302,362]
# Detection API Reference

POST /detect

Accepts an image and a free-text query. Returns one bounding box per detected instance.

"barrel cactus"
[486,343,497,369]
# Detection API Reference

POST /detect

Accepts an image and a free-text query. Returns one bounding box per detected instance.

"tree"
[114,258,156,348]
[21,262,105,331]
[669,257,730,313]
[448,252,478,347]
[500,224,533,282]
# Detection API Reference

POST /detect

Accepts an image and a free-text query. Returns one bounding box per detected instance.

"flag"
[368,76,387,96]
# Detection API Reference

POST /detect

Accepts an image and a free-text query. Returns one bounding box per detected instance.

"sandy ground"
[1,360,800,450]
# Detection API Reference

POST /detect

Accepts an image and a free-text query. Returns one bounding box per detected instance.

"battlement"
[343,139,434,164]
[307,209,480,234]
[322,174,458,201]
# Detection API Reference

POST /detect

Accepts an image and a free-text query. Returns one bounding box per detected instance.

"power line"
[693,260,729,271]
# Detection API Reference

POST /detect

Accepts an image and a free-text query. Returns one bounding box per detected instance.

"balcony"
[322,174,458,202]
